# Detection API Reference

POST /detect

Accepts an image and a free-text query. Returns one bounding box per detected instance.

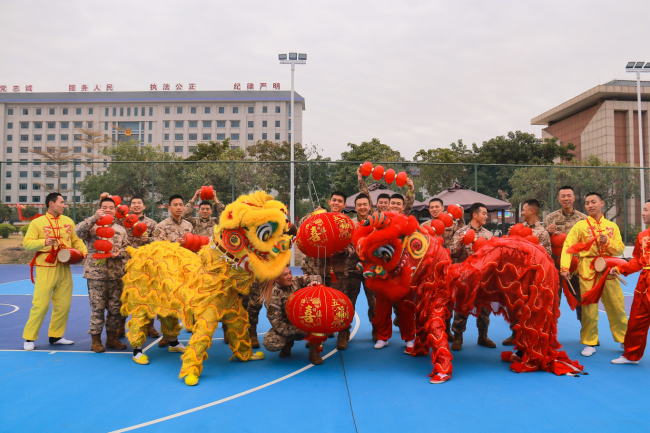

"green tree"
[0,223,14,238]
[473,132,575,165]
[414,140,475,198]
[185,138,243,162]
[0,201,16,222]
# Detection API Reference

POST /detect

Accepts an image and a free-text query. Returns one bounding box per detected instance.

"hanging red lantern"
[552,245,563,256]
[395,172,408,187]
[286,284,354,349]
[123,214,139,229]
[384,168,396,184]
[372,165,385,180]
[92,214,114,259]
[446,204,463,220]
[472,237,487,252]
[295,211,355,258]
[551,233,567,246]
[438,212,453,228]
[360,161,373,177]
[569,256,579,273]
[132,222,148,238]
[115,205,130,219]
[95,226,115,239]
[431,219,445,236]
[510,223,524,237]
[463,229,476,245]
[96,214,114,226]
[200,185,215,201]
[110,196,122,207]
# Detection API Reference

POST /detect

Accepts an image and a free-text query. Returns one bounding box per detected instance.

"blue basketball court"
[0,264,647,432]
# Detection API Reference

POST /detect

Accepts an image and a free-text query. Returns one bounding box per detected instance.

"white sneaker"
[611,355,638,365]
[24,341,34,351]
[51,337,74,345]
[620,343,625,350]
[405,340,414,348]
[374,340,389,349]
[168,342,186,353]
[581,346,596,357]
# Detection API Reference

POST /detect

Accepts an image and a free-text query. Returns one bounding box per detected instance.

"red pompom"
[510,223,524,237]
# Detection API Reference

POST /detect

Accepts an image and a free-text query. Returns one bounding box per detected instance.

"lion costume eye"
[373,244,394,262]
[256,222,276,242]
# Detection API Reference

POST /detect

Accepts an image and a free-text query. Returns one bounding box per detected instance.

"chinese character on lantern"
[234,83,241,90]
[246,83,254,90]
[176,83,183,90]
[81,84,88,92]
[69,85,76,92]
[260,83,267,90]
[150,83,157,91]
[163,83,170,91]
[189,83,196,90]
[0,85,6,92]
[106,84,113,91]
[94,84,101,91]
[273,83,280,90]
[25,85,32,92]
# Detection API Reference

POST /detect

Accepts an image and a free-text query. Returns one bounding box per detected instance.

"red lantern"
[96,226,115,239]
[123,214,139,229]
[552,245,563,256]
[551,233,567,246]
[97,214,114,226]
[372,165,384,180]
[295,212,354,258]
[93,239,113,259]
[286,284,354,348]
[569,256,579,273]
[384,168,396,184]
[93,214,114,259]
[463,229,476,245]
[110,196,122,207]
[472,237,487,252]
[510,223,524,237]
[438,212,453,228]
[132,222,147,238]
[360,161,373,177]
[115,205,130,219]
[447,204,463,220]
[431,219,445,236]
[200,185,215,201]
[525,235,539,244]
[520,227,533,237]
[395,172,408,187]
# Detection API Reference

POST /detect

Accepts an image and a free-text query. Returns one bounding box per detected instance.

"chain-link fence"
[1,160,648,246]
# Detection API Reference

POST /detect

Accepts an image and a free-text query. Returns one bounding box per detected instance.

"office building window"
[203,120,211,128]
[47,122,55,129]
[189,133,197,141]
[61,121,69,129]
[104,107,109,117]
[247,133,254,141]
[148,121,152,130]
[36,108,42,115]
[74,171,81,178]
[61,134,69,141]
[204,107,211,114]
[231,121,240,128]
[7,108,13,115]
[202,133,211,140]
[46,183,54,189]
[6,147,11,153]
[74,135,82,141]
[20,159,28,165]
[19,196,27,203]
[262,120,267,127]
[275,120,280,127]
[262,133,267,140]
[74,121,82,128]
[75,108,81,115]
[4,196,8,202]
[47,134,55,141]
[218,107,225,114]
[233,107,239,114]
[74,147,82,153]
[20,135,28,141]
[20,122,29,129]
[262,106,268,114]
[6,135,12,141]
[231,134,240,140]
[128,107,132,116]
[19,184,27,190]
[174,134,183,140]
[7,122,12,129]
[164,107,170,114]
[247,121,254,128]
[217,133,225,140]
[164,121,170,128]
[189,146,197,153]
[6,171,11,178]
[104,122,108,131]
[34,135,42,141]
[163,146,169,153]
[120,108,124,117]
[175,121,183,128]
[87,121,93,128]
[177,107,183,114]
[5,184,10,190]
[275,106,280,113]
[189,121,197,128]
[217,121,225,128]
[19,171,28,178]
[174,146,183,153]
[23,108,29,115]
[32,196,41,203]
[89,108,94,115]
[112,107,116,117]
[149,107,153,116]
[248,107,254,114]
[164,134,169,141]
[190,107,197,114]
[49,108,55,115]
[73,196,80,203]
[34,122,42,129]
[288,133,291,142]
[148,134,152,143]
[275,133,280,140]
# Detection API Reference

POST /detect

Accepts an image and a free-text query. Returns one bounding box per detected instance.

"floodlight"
[626,62,636,69]
[635,62,645,68]
[279,54,287,60]
[298,53,307,60]
[289,53,297,60]
[644,63,650,69]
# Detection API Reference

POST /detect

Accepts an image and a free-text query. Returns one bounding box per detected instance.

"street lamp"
[279,52,307,265]
[626,61,650,230]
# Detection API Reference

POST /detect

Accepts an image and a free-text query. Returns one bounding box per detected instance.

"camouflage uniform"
[349,217,376,323]
[151,217,193,242]
[358,177,414,215]
[182,200,225,237]
[76,215,130,334]
[242,280,264,330]
[117,214,157,248]
[544,208,587,320]
[263,275,322,351]
[508,220,552,256]
[422,217,466,248]
[449,224,493,333]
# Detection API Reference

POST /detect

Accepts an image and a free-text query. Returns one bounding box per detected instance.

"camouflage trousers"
[452,306,491,333]
[87,279,123,335]
[263,327,302,352]
[326,275,376,326]
[242,282,264,329]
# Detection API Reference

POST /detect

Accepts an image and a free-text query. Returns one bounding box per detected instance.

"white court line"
[0,279,29,286]
[109,312,361,433]
[0,303,19,316]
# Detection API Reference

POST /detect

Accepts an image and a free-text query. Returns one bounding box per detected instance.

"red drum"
[57,248,84,264]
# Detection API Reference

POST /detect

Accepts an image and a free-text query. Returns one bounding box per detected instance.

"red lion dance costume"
[354,212,584,384]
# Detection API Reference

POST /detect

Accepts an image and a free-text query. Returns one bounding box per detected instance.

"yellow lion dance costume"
[121,192,292,386]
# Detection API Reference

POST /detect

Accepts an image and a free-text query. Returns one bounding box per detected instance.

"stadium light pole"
[279,52,307,265]
[626,61,650,230]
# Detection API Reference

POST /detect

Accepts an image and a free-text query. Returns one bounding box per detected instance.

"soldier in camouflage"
[150,194,193,348]
[76,196,131,353]
[543,185,587,322]
[242,279,264,349]
[182,188,226,237]
[358,169,415,214]
[263,267,321,363]
[448,202,496,351]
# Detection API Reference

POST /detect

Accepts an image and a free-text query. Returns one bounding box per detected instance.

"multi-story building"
[0,90,305,204]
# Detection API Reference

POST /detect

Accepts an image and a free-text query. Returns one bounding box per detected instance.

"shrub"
[0,223,14,239]
[20,223,30,236]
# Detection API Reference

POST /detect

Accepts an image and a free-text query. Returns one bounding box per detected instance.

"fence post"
[474,164,478,191]
[549,164,554,212]
[308,161,312,212]
[623,167,627,245]
[151,161,155,220]
[231,162,235,202]
[73,161,77,223]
